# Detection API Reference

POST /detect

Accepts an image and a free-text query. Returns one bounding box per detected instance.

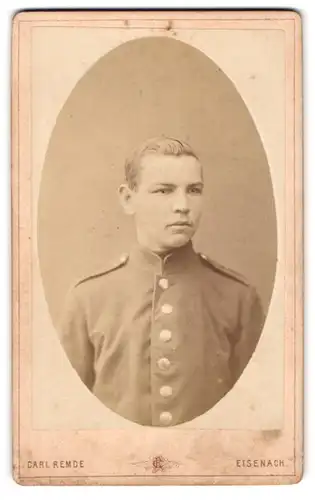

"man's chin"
[164,234,192,250]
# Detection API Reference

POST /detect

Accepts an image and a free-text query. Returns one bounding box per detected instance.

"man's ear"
[118,184,136,215]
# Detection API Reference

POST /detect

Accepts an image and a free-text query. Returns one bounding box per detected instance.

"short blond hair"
[125,136,200,190]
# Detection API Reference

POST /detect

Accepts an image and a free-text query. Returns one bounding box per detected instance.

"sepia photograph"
[12,10,302,485]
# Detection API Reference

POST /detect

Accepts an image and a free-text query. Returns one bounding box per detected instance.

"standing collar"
[129,240,200,275]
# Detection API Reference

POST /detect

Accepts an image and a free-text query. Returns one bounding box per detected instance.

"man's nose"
[173,191,190,213]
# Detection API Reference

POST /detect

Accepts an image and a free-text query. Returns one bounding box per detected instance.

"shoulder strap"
[198,253,249,286]
[74,253,129,287]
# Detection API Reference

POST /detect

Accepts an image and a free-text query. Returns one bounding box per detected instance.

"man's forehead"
[139,153,203,182]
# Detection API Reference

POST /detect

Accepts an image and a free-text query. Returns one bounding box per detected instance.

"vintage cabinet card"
[12,10,303,485]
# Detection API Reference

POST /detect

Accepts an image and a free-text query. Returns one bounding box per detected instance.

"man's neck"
[138,242,191,258]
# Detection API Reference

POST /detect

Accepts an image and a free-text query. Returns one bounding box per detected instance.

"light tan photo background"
[32,27,284,430]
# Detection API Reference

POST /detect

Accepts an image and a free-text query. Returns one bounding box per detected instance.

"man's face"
[124,153,204,253]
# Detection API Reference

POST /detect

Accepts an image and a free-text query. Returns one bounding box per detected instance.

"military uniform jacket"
[60,242,264,426]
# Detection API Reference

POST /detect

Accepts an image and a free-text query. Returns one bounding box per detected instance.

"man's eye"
[153,188,172,194]
[188,187,203,194]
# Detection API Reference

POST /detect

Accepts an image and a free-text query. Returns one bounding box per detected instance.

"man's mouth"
[168,221,192,227]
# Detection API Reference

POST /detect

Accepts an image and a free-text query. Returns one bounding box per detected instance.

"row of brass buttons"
[158,277,173,425]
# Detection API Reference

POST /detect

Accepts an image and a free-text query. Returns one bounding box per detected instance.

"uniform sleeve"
[230,286,265,383]
[58,287,95,391]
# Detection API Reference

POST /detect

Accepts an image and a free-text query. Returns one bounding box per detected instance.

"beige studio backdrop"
[32,28,284,429]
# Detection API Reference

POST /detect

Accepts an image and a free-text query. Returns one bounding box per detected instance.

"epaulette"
[74,253,129,287]
[198,253,250,286]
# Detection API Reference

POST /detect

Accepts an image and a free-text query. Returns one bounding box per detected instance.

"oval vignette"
[37,36,277,424]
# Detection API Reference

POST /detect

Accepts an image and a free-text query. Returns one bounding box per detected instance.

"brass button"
[159,412,173,425]
[160,385,173,398]
[119,253,128,264]
[158,278,169,290]
[161,304,173,314]
[157,357,171,370]
[159,329,172,342]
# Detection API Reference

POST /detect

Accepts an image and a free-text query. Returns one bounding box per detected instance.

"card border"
[11,9,303,486]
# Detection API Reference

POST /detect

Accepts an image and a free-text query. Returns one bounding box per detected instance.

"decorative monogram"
[132,455,181,473]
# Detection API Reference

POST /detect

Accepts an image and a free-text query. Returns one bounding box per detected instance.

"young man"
[59,136,264,427]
